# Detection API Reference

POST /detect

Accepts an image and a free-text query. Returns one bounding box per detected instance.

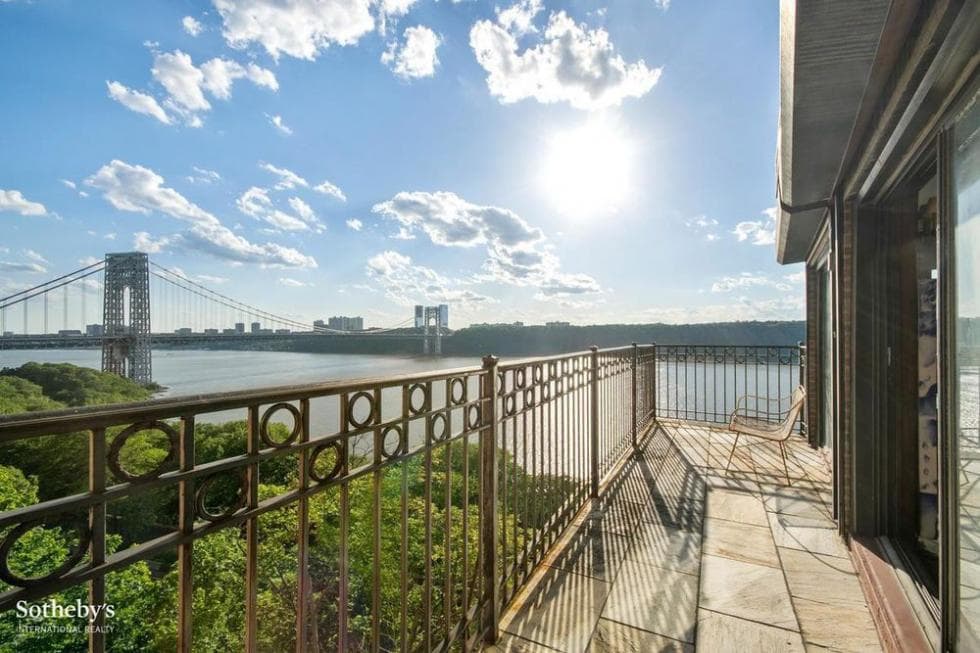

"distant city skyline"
[0,0,803,327]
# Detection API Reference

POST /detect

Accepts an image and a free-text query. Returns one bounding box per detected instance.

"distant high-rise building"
[204,328,218,335]
[86,324,104,337]
[235,322,245,334]
[250,322,261,334]
[175,327,192,335]
[328,316,365,331]
[313,319,326,330]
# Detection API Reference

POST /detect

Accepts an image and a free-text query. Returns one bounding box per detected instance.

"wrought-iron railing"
[653,343,807,433]
[0,344,661,652]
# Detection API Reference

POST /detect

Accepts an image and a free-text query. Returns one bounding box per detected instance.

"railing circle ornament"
[408,383,428,415]
[309,441,345,483]
[0,518,91,588]
[466,404,482,431]
[429,412,449,442]
[548,361,558,379]
[259,403,301,448]
[541,383,551,402]
[523,388,536,408]
[532,365,544,384]
[195,470,247,523]
[514,368,527,389]
[381,425,407,459]
[497,371,507,396]
[504,394,516,416]
[347,391,376,430]
[107,420,178,483]
[449,378,467,406]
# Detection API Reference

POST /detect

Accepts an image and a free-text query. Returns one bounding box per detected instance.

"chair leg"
[779,441,791,486]
[725,434,740,472]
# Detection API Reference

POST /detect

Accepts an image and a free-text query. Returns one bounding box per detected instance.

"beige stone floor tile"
[696,608,805,652]
[793,596,882,652]
[485,634,563,652]
[703,517,780,568]
[767,512,849,558]
[706,488,769,526]
[587,619,692,652]
[760,483,833,520]
[698,554,798,630]
[778,547,867,607]
[626,521,702,575]
[502,567,610,653]
[544,526,631,582]
[602,557,698,643]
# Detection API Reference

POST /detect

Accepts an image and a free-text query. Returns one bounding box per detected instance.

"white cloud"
[685,214,720,241]
[0,189,47,216]
[733,207,777,246]
[268,114,292,135]
[147,50,277,126]
[710,272,791,293]
[496,0,542,36]
[654,0,670,10]
[182,15,204,36]
[213,0,376,61]
[23,249,48,265]
[0,260,46,274]
[366,250,494,306]
[313,179,346,201]
[106,81,173,124]
[278,277,314,287]
[346,218,363,231]
[79,256,102,266]
[85,160,317,268]
[103,232,117,240]
[236,187,325,233]
[372,190,600,297]
[197,274,229,284]
[0,249,48,273]
[260,163,309,190]
[784,270,805,283]
[60,179,76,190]
[186,166,222,184]
[470,9,662,110]
[133,231,174,254]
[640,295,805,324]
[382,25,441,79]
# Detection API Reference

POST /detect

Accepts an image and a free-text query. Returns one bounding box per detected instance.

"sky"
[0,0,804,330]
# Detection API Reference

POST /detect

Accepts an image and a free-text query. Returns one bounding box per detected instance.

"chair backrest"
[776,385,807,440]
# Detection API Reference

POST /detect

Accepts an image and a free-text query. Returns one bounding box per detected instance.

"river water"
[0,349,479,397]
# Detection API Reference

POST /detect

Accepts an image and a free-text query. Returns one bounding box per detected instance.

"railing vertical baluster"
[177,416,195,653]
[400,387,410,653]
[296,401,310,653]
[88,427,106,653]
[372,387,382,653]
[590,346,599,498]
[245,405,259,653]
[631,343,638,453]
[339,394,351,653]
[798,342,807,435]
[480,355,500,644]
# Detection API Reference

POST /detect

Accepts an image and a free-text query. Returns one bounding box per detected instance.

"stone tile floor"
[486,421,883,653]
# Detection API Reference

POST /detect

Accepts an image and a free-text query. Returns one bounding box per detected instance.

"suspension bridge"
[0,252,448,384]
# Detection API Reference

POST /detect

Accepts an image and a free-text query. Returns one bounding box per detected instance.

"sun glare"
[539,119,633,220]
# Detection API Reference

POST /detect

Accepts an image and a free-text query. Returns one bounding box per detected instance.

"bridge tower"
[102,252,152,384]
[420,305,445,355]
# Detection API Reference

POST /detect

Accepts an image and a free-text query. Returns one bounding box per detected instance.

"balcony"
[0,344,881,651]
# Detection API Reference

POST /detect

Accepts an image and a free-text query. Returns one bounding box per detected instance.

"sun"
[538,119,633,220]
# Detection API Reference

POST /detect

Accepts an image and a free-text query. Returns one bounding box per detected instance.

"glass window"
[954,89,980,649]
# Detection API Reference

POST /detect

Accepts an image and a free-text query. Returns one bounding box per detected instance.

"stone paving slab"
[491,423,883,653]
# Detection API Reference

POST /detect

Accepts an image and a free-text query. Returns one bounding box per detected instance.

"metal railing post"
[480,355,500,643]
[631,343,638,454]
[798,341,807,436]
[590,346,600,498]
[651,342,658,423]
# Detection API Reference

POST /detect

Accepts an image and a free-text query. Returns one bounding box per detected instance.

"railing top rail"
[497,344,654,370]
[0,363,483,439]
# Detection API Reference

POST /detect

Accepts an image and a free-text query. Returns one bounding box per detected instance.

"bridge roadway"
[0,331,446,350]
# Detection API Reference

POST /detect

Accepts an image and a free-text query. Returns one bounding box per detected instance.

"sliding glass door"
[953,88,980,650]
